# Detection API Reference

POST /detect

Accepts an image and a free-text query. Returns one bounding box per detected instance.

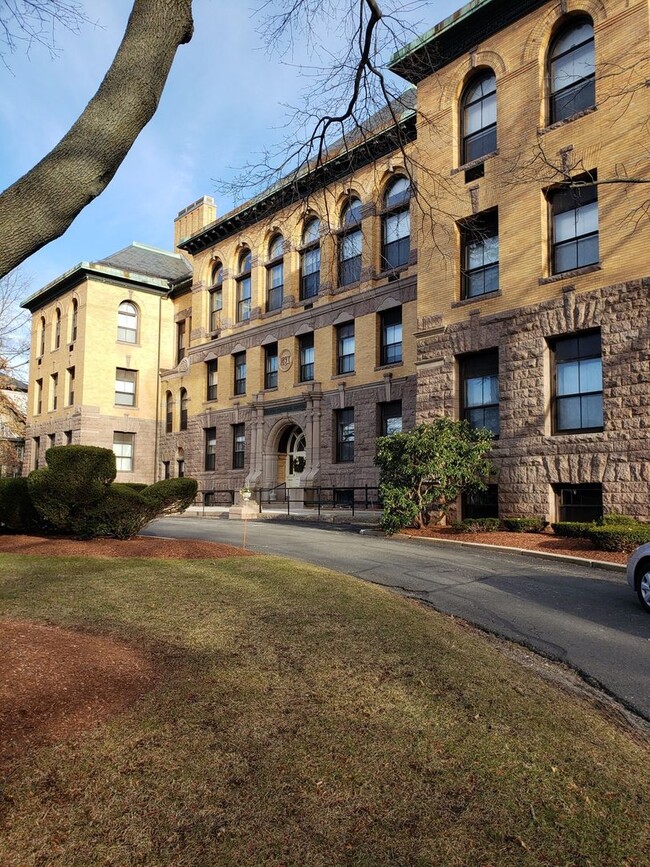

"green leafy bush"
[0,477,41,532]
[76,485,154,540]
[502,517,548,533]
[587,525,650,553]
[453,518,501,533]
[551,522,595,539]
[142,477,198,515]
[117,482,148,492]
[596,512,639,527]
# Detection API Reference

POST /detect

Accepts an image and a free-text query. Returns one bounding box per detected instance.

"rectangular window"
[555,483,603,522]
[209,288,223,332]
[380,307,402,366]
[176,320,186,364]
[462,485,499,520]
[113,432,135,472]
[265,343,278,389]
[552,331,603,433]
[115,368,137,407]
[300,246,320,300]
[232,423,245,469]
[460,350,499,438]
[550,176,599,274]
[206,358,218,401]
[35,379,43,415]
[236,275,251,323]
[204,427,217,471]
[163,460,170,479]
[379,400,403,436]
[48,433,56,451]
[64,430,72,446]
[33,437,40,470]
[66,366,75,406]
[299,333,314,383]
[233,352,246,396]
[267,262,283,312]
[50,373,58,411]
[460,210,499,299]
[177,459,185,478]
[336,408,355,463]
[339,229,362,286]
[337,322,355,375]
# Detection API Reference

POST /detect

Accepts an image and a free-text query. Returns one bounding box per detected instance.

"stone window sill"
[451,150,499,176]
[452,289,501,308]
[539,263,601,286]
[538,105,597,136]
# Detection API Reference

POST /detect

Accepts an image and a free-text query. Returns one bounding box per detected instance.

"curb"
[358,529,626,573]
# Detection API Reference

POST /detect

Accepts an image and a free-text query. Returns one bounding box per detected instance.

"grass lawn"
[1,551,649,866]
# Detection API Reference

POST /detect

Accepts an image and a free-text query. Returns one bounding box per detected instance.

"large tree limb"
[0,0,193,279]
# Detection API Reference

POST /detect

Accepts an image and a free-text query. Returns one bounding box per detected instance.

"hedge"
[453,518,501,533]
[502,517,548,533]
[142,477,198,515]
[76,485,154,540]
[550,522,595,539]
[0,477,41,532]
[587,525,650,553]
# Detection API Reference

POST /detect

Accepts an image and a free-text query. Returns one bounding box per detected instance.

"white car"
[626,545,650,613]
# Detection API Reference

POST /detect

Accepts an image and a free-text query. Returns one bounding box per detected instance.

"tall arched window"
[165,391,173,433]
[339,197,363,286]
[209,263,223,332]
[180,388,188,431]
[54,309,61,350]
[70,299,78,343]
[117,300,138,343]
[236,249,252,323]
[381,177,411,271]
[266,235,284,312]
[300,218,320,300]
[38,316,45,357]
[461,71,497,164]
[549,17,595,124]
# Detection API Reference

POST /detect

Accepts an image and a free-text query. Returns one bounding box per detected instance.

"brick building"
[22,0,650,520]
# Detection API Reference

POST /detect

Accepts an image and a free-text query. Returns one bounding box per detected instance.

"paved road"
[144,517,650,720]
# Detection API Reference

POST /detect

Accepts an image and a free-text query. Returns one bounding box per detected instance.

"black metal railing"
[194,485,381,518]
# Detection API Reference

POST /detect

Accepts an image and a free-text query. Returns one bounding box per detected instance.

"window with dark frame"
[33,437,40,469]
[461,71,497,164]
[71,299,78,343]
[48,433,56,451]
[115,368,136,407]
[234,352,246,396]
[50,373,58,410]
[113,432,135,472]
[180,388,188,431]
[209,264,223,332]
[67,366,75,406]
[232,423,245,469]
[380,307,403,366]
[177,459,185,478]
[300,218,320,300]
[552,331,603,433]
[549,176,598,275]
[163,460,170,479]
[339,198,362,286]
[204,427,217,471]
[236,249,252,323]
[336,408,355,463]
[462,485,499,519]
[379,400,403,436]
[555,483,602,522]
[337,321,355,375]
[38,318,45,357]
[118,301,138,343]
[54,309,61,349]
[460,210,499,299]
[35,379,42,415]
[460,350,499,438]
[176,319,186,364]
[265,343,279,389]
[381,177,411,271]
[165,391,173,433]
[299,333,314,382]
[64,431,72,446]
[206,358,218,401]
[266,236,284,312]
[549,17,595,124]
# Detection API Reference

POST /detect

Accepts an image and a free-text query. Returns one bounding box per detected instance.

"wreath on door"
[292,456,306,474]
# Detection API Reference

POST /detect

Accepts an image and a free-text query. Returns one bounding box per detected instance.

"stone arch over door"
[262,417,310,495]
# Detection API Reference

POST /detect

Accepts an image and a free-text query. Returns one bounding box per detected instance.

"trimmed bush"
[502,517,548,533]
[587,524,650,553]
[44,444,116,483]
[0,477,41,532]
[117,482,148,492]
[76,485,154,540]
[453,518,502,533]
[551,522,594,539]
[142,477,198,515]
[597,512,639,527]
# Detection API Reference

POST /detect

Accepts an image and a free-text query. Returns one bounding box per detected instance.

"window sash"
[265,348,279,389]
[461,353,499,437]
[337,324,355,374]
[236,276,251,322]
[381,311,403,366]
[234,354,246,395]
[336,409,355,462]
[380,400,403,436]
[299,336,314,382]
[206,359,218,401]
[233,424,245,469]
[557,485,602,522]
[204,427,217,471]
[553,335,603,432]
[113,433,134,472]
[115,369,136,406]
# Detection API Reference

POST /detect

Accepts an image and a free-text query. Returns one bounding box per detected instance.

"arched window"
[209,263,223,332]
[54,309,61,350]
[70,299,78,343]
[300,218,320,300]
[381,177,411,271]
[38,316,45,357]
[266,235,284,312]
[339,197,363,286]
[461,71,497,164]
[180,388,188,431]
[549,17,595,124]
[236,248,252,323]
[117,300,138,343]
[165,391,173,434]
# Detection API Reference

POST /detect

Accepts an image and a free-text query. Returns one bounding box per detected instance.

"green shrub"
[453,518,501,533]
[502,517,548,533]
[142,477,198,515]
[587,525,650,553]
[0,477,41,532]
[551,522,594,539]
[44,445,116,483]
[597,512,639,527]
[116,482,148,492]
[76,486,154,540]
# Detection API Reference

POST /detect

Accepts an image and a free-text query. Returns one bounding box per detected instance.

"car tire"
[635,562,650,613]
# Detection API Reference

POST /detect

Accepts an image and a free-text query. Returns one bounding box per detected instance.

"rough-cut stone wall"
[417,278,650,520]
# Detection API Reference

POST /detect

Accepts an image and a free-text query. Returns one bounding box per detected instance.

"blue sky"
[1,0,460,293]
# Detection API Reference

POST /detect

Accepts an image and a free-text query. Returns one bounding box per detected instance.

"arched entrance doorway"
[277,424,307,489]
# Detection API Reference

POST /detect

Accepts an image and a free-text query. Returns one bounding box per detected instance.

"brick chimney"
[174,196,217,252]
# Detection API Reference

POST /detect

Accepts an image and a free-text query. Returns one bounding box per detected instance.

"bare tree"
[0,0,194,280]
[0,0,89,57]
[0,269,31,373]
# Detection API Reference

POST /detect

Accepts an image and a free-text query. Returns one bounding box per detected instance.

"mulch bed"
[0,533,255,560]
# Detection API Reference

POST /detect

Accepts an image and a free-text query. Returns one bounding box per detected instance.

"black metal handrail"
[195,485,381,517]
